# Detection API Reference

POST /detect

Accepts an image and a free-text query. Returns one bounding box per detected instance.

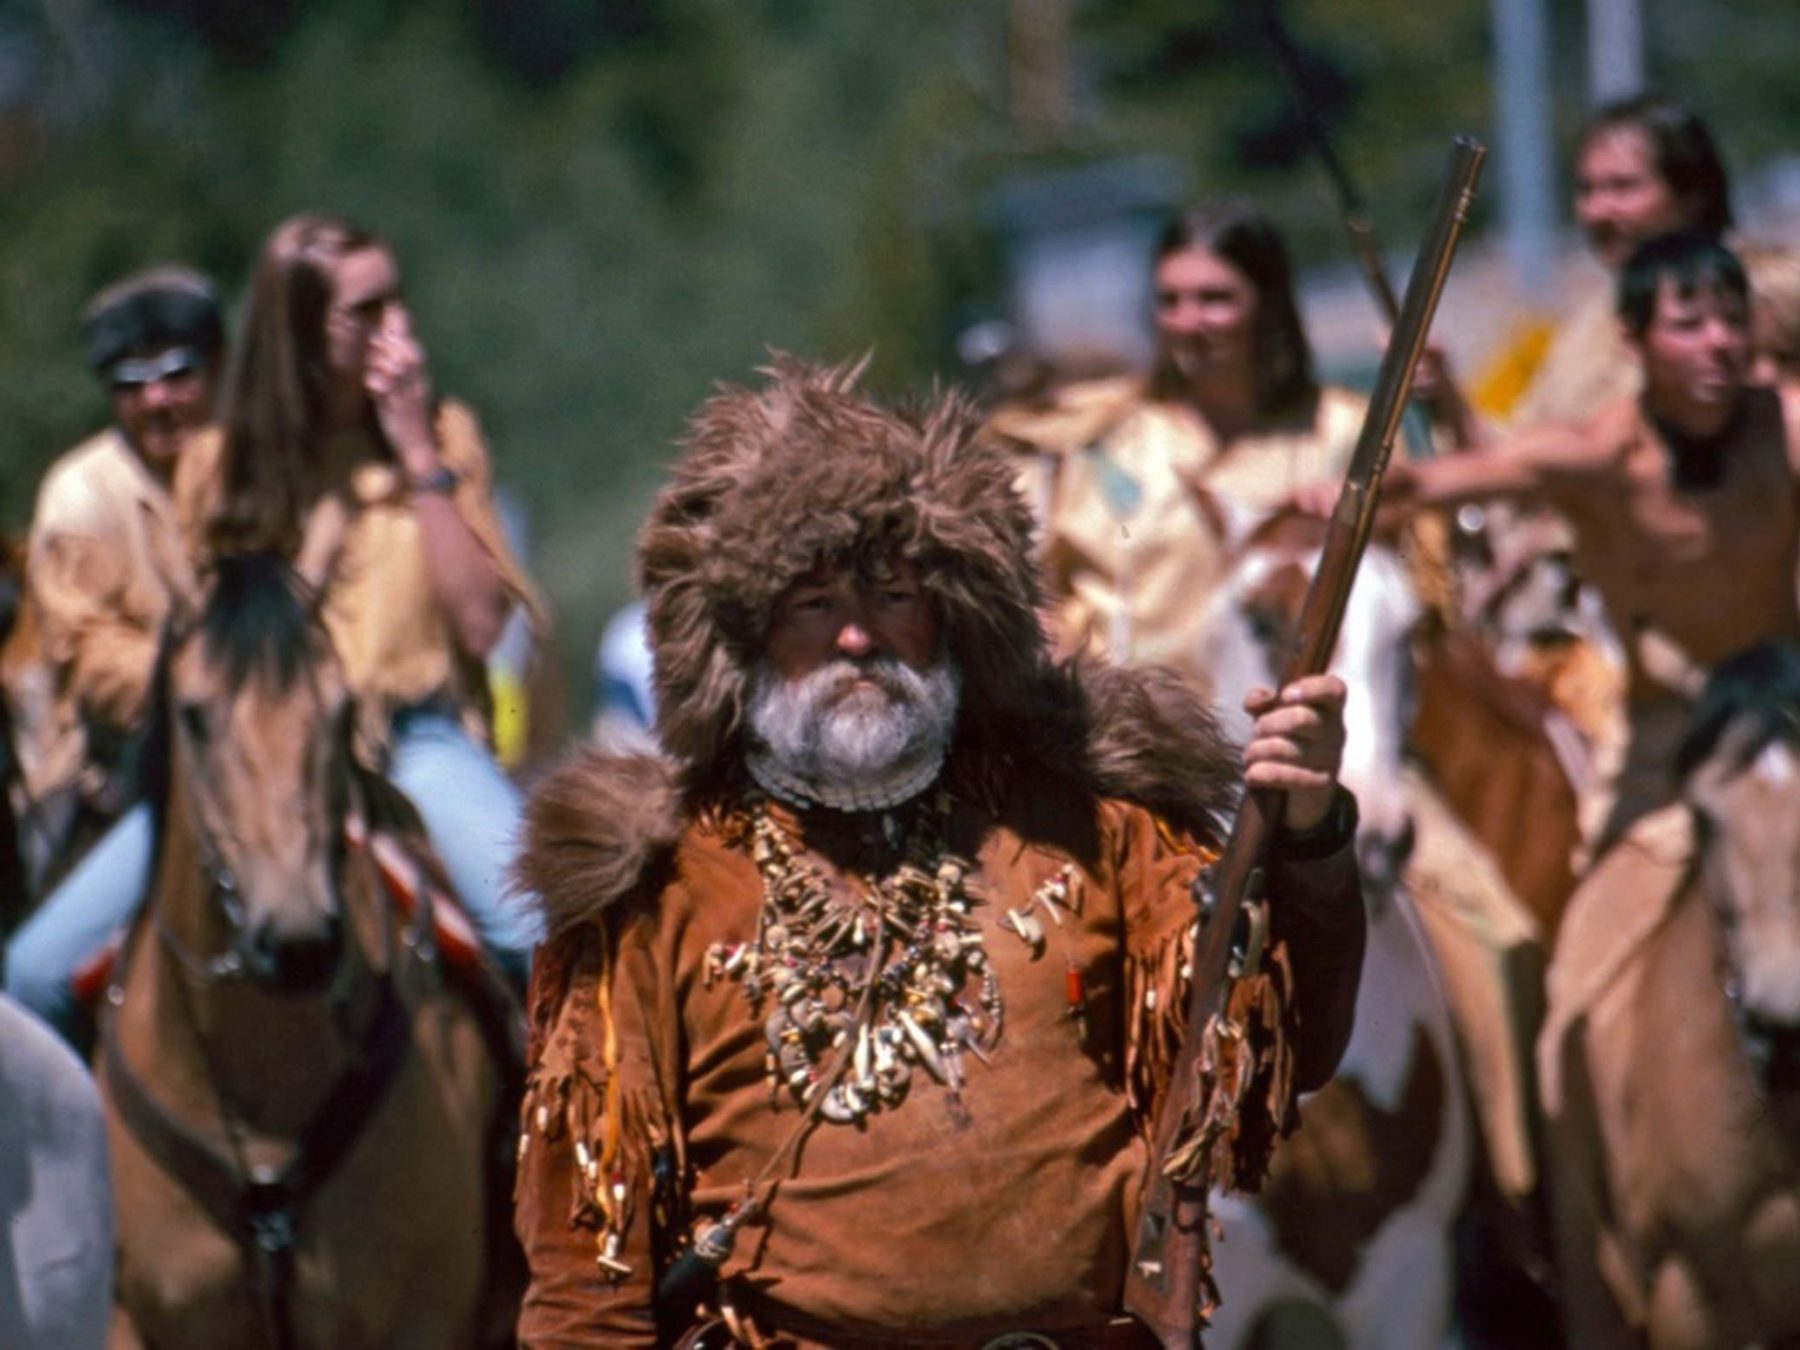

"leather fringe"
[1163,938,1298,1194]
[519,924,662,1279]
[1123,916,1198,1128]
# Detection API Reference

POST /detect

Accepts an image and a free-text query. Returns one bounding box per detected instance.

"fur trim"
[515,748,682,938]
[1077,659,1237,842]
[518,662,1240,935]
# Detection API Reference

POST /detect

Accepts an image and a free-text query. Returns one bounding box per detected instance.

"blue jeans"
[5,710,539,1037]
[386,707,541,977]
[4,802,153,1039]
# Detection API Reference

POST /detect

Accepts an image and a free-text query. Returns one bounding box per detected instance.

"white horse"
[0,993,113,1350]
[1192,504,1471,1350]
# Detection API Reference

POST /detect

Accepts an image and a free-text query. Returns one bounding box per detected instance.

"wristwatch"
[406,465,459,496]
[1276,784,1359,860]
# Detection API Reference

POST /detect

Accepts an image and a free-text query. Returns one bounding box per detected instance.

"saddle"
[71,775,515,1024]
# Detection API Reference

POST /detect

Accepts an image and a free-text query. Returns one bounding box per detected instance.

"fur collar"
[519,660,1237,939]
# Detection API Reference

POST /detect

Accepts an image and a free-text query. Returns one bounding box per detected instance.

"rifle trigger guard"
[1228,898,1269,980]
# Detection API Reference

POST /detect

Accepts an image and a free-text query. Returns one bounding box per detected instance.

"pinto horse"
[99,553,521,1349]
[1191,506,1472,1350]
[1540,640,1800,1349]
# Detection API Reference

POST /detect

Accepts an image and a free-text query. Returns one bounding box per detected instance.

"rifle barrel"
[1122,134,1486,1349]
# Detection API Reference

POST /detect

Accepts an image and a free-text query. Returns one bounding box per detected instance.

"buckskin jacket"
[512,665,1365,1348]
[175,400,544,765]
[17,427,193,809]
[986,377,1367,689]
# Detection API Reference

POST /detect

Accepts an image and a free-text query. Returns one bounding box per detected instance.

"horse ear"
[1186,481,1282,561]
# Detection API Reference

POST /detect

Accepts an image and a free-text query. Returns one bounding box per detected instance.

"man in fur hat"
[514,358,1365,1347]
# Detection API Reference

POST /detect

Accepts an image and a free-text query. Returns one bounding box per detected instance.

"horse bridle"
[1684,749,1800,1104]
[154,656,366,994]
[101,647,425,1350]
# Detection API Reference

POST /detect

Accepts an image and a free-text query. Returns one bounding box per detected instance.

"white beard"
[745,654,961,811]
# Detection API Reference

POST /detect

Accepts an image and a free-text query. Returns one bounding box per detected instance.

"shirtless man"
[1386,231,1797,847]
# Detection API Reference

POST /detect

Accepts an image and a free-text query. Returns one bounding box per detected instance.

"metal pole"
[1491,0,1556,296]
[1586,0,1646,105]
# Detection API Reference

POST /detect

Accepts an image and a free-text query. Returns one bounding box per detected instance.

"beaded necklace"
[703,791,1001,1124]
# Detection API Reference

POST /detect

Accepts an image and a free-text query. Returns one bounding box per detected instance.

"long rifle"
[1122,136,1486,1347]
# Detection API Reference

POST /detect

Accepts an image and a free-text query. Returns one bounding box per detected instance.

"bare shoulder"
[1560,398,1641,474]
[1775,381,1800,476]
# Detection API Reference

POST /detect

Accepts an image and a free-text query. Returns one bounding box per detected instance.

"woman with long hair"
[6,215,545,1028]
[988,197,1367,687]
[185,213,545,977]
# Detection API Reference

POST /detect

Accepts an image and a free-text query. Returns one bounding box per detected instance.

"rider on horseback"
[4,268,224,1024]
[1383,232,1800,854]
[7,217,545,1039]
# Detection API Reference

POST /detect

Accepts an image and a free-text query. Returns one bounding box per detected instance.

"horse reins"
[100,696,428,1350]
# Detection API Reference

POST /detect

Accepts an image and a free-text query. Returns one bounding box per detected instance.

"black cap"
[80,265,224,379]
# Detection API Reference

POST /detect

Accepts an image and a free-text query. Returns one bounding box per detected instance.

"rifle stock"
[1122,135,1486,1347]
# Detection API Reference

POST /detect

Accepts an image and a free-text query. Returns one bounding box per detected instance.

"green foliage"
[0,0,986,700]
[3,0,1794,719]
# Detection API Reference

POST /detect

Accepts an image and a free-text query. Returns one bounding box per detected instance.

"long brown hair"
[211,214,384,556]
[1146,198,1317,423]
[1581,92,1733,241]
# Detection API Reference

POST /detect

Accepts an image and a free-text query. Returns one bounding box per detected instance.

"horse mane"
[138,550,327,833]
[199,551,323,696]
[1676,639,1800,779]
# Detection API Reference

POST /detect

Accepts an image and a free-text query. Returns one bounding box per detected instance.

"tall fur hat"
[638,355,1052,795]
[521,355,1239,933]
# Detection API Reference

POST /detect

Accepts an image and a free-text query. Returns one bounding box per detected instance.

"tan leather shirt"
[991,378,1367,686]
[13,428,191,804]
[514,779,1364,1347]
[178,399,544,764]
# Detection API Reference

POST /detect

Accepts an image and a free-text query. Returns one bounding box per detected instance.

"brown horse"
[99,553,522,1349]
[1541,640,1800,1349]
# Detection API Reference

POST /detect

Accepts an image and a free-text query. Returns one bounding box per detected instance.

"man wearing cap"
[512,358,1365,1347]
[3,266,223,1031]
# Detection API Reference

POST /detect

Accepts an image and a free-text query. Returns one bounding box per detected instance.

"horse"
[1539,640,1800,1349]
[0,991,113,1349]
[98,552,522,1349]
[1190,504,1472,1350]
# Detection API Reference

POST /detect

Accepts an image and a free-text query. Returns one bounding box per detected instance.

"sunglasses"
[109,347,206,390]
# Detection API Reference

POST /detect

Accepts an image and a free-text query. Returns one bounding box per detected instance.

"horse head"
[149,552,355,992]
[1191,496,1422,892]
[1679,640,1800,1097]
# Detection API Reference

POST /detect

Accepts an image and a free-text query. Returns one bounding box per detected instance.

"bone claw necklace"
[704,791,1004,1125]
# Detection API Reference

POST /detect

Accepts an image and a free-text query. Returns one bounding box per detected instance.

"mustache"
[816,657,912,696]
[746,652,961,795]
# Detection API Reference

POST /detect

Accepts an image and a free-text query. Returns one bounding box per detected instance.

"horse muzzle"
[244,914,346,992]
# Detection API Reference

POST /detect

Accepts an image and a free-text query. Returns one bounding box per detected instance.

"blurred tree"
[0,0,1794,717]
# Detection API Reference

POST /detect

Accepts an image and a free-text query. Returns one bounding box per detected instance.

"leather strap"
[101,972,410,1348]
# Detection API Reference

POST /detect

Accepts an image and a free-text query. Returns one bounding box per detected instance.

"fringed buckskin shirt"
[18,428,193,805]
[514,760,1363,1347]
[987,378,1367,689]
[176,400,543,764]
